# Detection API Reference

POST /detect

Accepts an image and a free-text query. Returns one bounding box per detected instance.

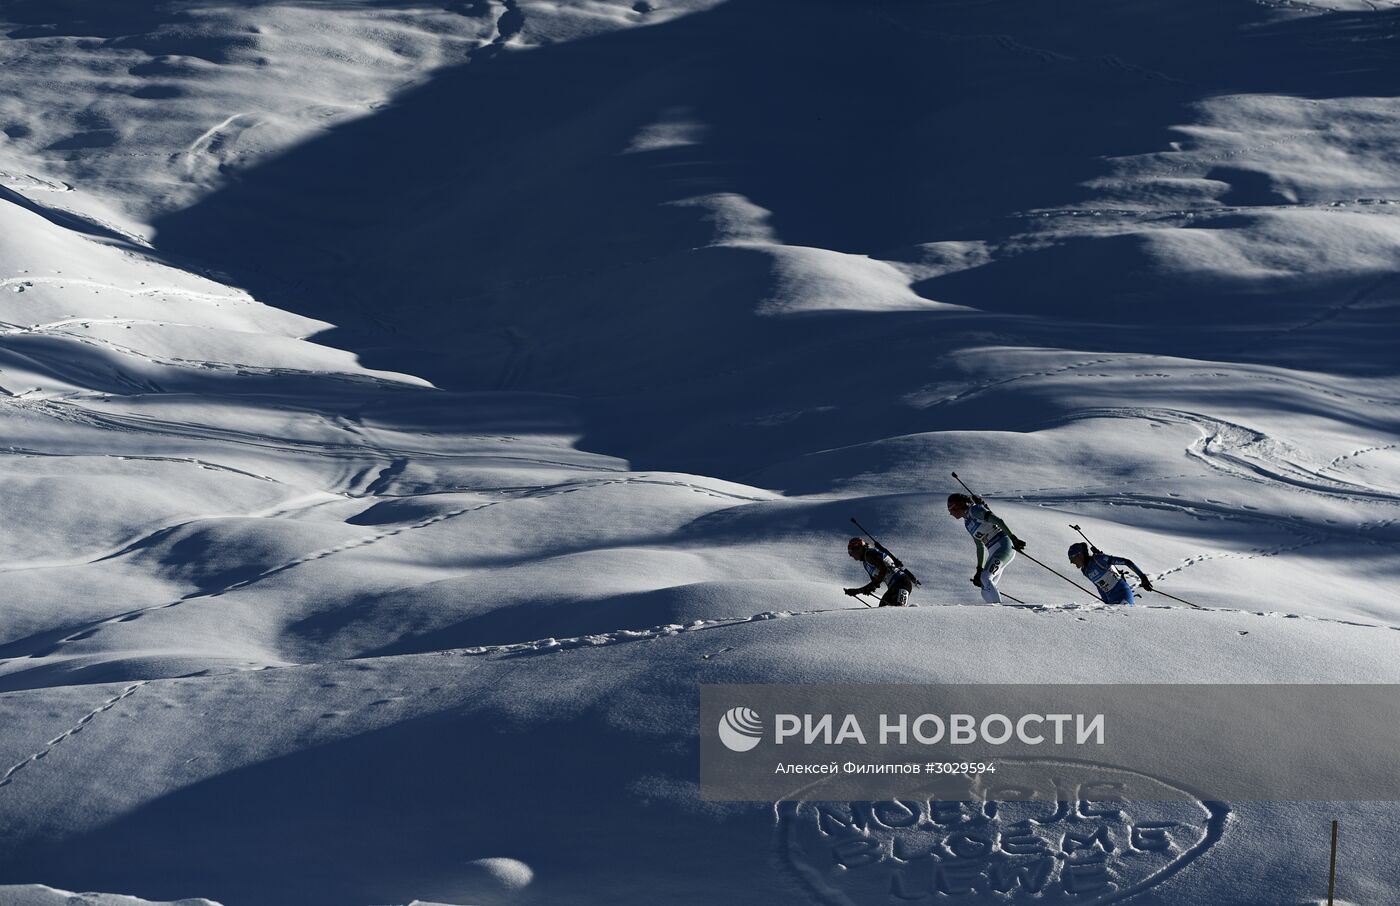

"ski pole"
[1328,819,1338,906]
[1070,520,1144,596]
[853,592,877,608]
[1020,550,1101,599]
[1073,522,1201,608]
[1148,587,1205,610]
[955,474,1094,604]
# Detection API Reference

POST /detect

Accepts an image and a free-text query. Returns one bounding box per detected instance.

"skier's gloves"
[1140,578,1154,592]
[843,588,859,597]
[970,573,982,588]
[1012,538,1026,552]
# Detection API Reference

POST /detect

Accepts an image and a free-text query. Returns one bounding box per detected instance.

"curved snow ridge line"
[1055,407,1400,505]
[1256,0,1366,14]
[529,475,772,504]
[0,334,422,393]
[13,329,427,389]
[0,323,409,392]
[1017,197,1400,221]
[1013,489,1375,552]
[1151,129,1332,177]
[0,171,71,193]
[0,886,223,906]
[998,472,1196,497]
[167,473,773,592]
[1156,368,1384,408]
[0,491,337,574]
[14,317,197,332]
[907,355,1147,408]
[996,357,1395,411]
[25,499,520,654]
[0,400,630,491]
[1004,487,1325,539]
[0,346,163,396]
[0,681,147,789]
[3,399,447,461]
[0,185,151,247]
[0,445,280,486]
[26,476,770,655]
[0,276,246,305]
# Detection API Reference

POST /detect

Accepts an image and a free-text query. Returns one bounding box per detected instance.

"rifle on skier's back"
[850,517,921,586]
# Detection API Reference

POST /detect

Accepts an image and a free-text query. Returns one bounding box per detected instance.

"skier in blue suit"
[1068,542,1153,606]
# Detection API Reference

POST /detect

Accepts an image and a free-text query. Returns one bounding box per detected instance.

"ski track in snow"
[915,353,1400,415]
[1044,406,1400,504]
[0,396,611,473]
[0,445,282,485]
[0,276,251,306]
[435,599,1400,664]
[1154,535,1326,581]
[1326,443,1400,470]
[11,594,1400,693]
[4,475,770,664]
[0,336,412,394]
[177,112,260,181]
[0,324,1393,682]
[2,377,1393,675]
[1246,272,1400,347]
[0,681,146,789]
[907,355,1138,408]
[867,8,1195,86]
[0,4,1397,902]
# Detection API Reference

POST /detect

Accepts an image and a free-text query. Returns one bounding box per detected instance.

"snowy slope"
[0,0,1397,903]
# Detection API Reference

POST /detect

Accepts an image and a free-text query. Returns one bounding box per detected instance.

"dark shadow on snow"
[0,696,759,906]
[137,0,1400,476]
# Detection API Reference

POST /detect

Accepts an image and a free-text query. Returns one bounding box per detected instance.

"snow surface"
[0,0,1398,903]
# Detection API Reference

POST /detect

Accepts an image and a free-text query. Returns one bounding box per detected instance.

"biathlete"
[843,537,916,607]
[947,493,1025,604]
[1068,542,1153,606]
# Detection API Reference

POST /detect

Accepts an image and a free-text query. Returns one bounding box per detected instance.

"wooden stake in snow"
[1328,819,1338,906]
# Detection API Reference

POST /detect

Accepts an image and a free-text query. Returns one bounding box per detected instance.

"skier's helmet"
[1068,542,1090,562]
[847,537,866,558]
